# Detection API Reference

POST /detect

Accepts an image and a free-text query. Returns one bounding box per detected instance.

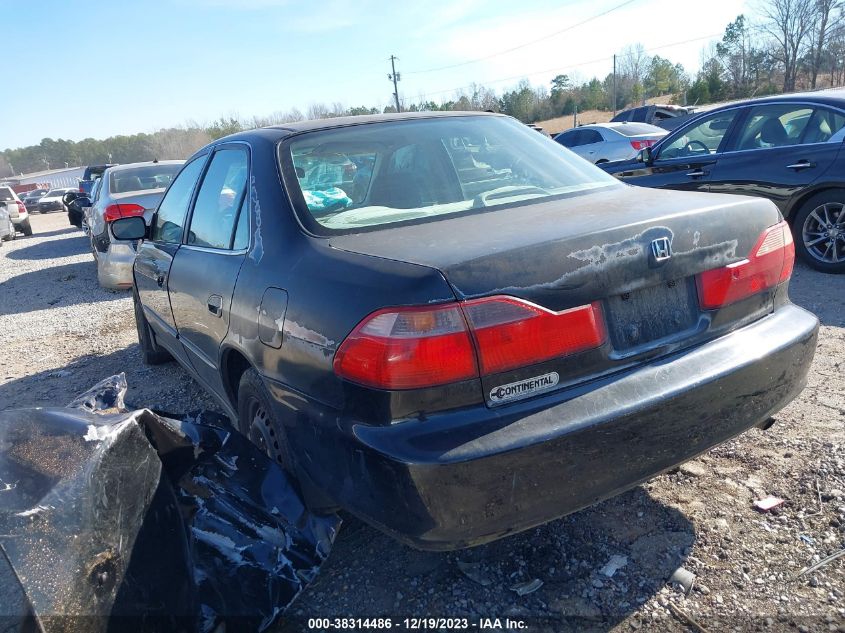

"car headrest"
[760,118,788,146]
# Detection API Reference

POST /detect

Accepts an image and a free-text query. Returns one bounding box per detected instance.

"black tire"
[133,286,172,364]
[792,190,845,274]
[20,219,32,236]
[237,368,295,472]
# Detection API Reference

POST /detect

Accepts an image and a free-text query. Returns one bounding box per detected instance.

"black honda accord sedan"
[601,89,845,274]
[112,112,818,550]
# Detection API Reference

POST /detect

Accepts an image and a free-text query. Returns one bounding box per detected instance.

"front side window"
[186,149,248,249]
[734,104,814,151]
[658,110,738,160]
[282,116,619,233]
[151,156,206,244]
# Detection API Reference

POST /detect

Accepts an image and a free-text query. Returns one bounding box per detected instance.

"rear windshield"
[0,187,17,201]
[280,116,619,234]
[612,123,665,137]
[109,164,182,194]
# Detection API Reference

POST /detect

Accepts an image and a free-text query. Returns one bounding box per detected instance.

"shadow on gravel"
[30,227,80,239]
[0,261,122,316]
[788,261,845,327]
[0,346,222,415]
[6,232,89,260]
[282,489,693,631]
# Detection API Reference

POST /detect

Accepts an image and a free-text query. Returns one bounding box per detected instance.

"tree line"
[2,0,843,177]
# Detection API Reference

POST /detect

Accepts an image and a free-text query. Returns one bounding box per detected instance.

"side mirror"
[63,192,78,204]
[110,216,148,241]
[638,146,653,163]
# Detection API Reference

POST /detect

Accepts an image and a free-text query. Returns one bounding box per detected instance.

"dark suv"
[113,113,817,549]
[602,89,845,273]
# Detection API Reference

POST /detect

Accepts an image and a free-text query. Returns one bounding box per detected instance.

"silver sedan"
[554,122,667,164]
[84,160,184,289]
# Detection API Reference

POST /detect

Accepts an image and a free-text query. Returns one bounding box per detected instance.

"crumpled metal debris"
[0,374,340,632]
[668,565,696,595]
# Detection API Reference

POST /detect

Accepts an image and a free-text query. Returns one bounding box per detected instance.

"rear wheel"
[19,219,32,236]
[793,190,845,274]
[237,368,295,472]
[133,286,172,364]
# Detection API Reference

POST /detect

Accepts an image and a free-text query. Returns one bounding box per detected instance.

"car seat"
[760,118,789,147]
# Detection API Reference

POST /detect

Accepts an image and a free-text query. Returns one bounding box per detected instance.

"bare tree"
[759,0,816,91]
[619,43,651,104]
[809,0,845,88]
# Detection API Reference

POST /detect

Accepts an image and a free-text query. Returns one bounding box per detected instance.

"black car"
[21,188,48,211]
[610,104,697,131]
[113,112,818,549]
[79,164,116,196]
[602,89,845,273]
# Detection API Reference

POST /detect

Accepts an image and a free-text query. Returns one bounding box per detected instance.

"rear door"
[167,145,250,394]
[708,103,845,215]
[615,108,741,192]
[134,155,207,360]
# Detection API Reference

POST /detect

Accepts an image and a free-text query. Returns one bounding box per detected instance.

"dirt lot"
[1,212,844,632]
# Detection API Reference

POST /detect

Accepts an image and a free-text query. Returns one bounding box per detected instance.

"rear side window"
[801,108,845,144]
[187,149,249,250]
[580,130,603,144]
[151,157,206,244]
[734,105,814,151]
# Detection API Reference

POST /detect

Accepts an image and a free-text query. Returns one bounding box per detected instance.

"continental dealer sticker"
[489,372,560,404]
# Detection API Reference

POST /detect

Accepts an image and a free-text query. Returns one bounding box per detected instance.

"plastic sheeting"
[0,374,340,632]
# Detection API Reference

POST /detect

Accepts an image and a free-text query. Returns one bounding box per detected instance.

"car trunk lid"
[329,186,783,406]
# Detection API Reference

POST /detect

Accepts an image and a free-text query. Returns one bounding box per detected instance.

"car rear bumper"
[283,304,818,550]
[97,241,135,289]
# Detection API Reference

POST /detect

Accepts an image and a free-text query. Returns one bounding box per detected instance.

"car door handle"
[156,273,166,287]
[207,295,223,317]
[686,169,707,177]
[786,160,816,170]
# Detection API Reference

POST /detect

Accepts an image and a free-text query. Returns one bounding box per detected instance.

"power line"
[405,0,640,75]
[417,32,723,99]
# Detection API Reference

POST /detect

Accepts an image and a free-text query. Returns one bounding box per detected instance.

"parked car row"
[92,110,817,550]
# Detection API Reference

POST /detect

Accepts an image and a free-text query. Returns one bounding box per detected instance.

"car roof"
[575,122,666,132]
[268,110,503,135]
[105,160,185,173]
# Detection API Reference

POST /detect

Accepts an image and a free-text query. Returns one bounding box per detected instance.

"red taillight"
[630,139,656,150]
[462,297,606,375]
[332,304,478,389]
[696,221,794,309]
[15,201,25,213]
[333,297,606,389]
[103,203,145,222]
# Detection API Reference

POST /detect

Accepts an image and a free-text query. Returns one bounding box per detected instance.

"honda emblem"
[650,237,672,263]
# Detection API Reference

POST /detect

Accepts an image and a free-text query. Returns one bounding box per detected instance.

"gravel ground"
[1,213,844,632]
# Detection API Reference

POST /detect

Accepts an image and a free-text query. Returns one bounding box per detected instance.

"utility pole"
[612,54,617,116]
[388,55,401,113]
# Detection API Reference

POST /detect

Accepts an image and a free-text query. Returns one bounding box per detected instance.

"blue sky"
[1,0,748,150]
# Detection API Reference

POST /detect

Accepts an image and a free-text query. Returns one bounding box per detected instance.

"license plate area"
[605,278,699,351]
